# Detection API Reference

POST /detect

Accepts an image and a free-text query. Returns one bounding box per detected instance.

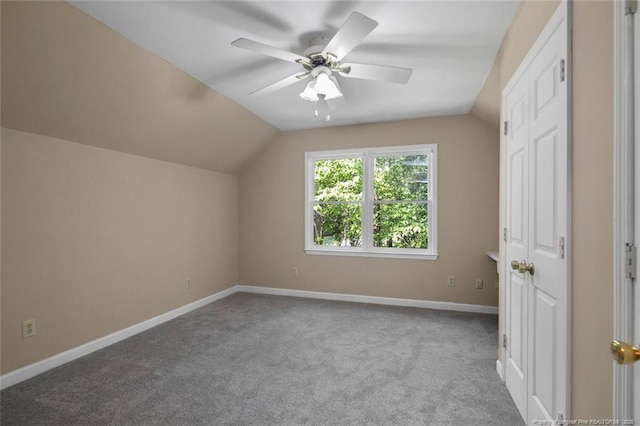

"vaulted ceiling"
[1,1,516,173]
[69,1,518,131]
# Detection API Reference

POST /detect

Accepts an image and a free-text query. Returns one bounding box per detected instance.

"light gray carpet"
[1,293,524,425]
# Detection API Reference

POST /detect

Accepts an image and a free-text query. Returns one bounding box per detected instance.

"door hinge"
[503,334,507,349]
[625,0,637,15]
[560,59,566,82]
[503,228,507,243]
[625,243,636,279]
[559,236,565,259]
[503,121,508,136]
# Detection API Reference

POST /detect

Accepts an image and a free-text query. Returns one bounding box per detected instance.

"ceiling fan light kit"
[230,11,413,120]
[314,98,331,122]
[299,66,343,102]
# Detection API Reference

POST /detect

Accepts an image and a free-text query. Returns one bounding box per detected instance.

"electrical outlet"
[291,266,298,277]
[447,276,455,287]
[475,279,484,290]
[185,278,191,289]
[22,319,36,339]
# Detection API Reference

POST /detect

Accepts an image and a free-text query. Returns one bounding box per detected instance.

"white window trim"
[304,144,438,260]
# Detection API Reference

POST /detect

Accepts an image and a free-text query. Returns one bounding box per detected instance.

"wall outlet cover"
[22,319,36,339]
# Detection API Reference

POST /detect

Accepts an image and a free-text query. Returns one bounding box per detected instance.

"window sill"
[304,249,439,260]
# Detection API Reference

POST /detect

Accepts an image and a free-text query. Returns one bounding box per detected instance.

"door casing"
[499,0,572,422]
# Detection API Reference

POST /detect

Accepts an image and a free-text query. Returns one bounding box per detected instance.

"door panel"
[502,2,569,424]
[504,72,529,421]
[506,269,527,418]
[509,272,525,371]
[534,130,557,254]
[533,56,560,119]
[531,288,558,419]
[512,98,526,133]
[527,9,568,425]
[510,150,526,245]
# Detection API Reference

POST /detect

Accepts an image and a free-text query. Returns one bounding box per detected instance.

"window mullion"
[362,153,374,251]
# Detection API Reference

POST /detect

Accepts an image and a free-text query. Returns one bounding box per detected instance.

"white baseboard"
[2,284,498,390]
[496,359,504,381]
[236,285,499,315]
[0,286,236,390]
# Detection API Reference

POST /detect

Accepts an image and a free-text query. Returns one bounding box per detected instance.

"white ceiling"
[68,1,519,131]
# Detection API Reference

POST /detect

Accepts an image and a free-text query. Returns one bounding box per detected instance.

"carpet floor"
[1,293,524,425]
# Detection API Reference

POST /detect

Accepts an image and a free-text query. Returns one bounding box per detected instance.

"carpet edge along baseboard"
[1,285,497,390]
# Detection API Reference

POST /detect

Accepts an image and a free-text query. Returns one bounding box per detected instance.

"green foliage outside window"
[313,155,429,249]
[313,158,362,246]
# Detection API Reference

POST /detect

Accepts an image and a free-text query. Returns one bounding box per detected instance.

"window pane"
[373,203,428,249]
[374,155,428,201]
[313,203,362,247]
[314,158,363,202]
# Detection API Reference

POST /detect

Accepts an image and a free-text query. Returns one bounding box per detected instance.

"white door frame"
[499,0,572,422]
[613,0,637,420]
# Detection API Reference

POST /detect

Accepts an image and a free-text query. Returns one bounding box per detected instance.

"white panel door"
[526,14,569,424]
[501,2,569,424]
[504,70,530,421]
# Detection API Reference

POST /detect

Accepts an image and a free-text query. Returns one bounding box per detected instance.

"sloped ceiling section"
[67,1,519,131]
[1,1,279,174]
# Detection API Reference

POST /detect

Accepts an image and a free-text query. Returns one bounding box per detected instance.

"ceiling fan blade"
[250,72,309,95]
[339,63,413,84]
[232,38,309,65]
[321,12,378,61]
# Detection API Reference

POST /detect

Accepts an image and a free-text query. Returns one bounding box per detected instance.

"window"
[305,144,437,259]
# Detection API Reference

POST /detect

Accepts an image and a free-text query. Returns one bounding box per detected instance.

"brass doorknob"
[611,340,640,365]
[523,262,534,275]
[511,260,535,275]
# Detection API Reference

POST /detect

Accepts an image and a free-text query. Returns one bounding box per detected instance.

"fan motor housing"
[304,36,337,67]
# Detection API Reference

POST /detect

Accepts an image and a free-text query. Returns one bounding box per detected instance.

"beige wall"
[470,0,560,134]
[570,0,613,418]
[470,55,502,131]
[1,128,239,374]
[1,1,618,419]
[496,0,614,419]
[1,1,279,174]
[239,115,500,306]
[499,1,561,91]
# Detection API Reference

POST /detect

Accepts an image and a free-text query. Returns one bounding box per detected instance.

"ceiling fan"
[230,12,413,118]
